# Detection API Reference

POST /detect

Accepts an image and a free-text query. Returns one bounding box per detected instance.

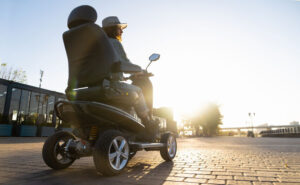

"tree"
[192,103,223,136]
[0,63,27,83]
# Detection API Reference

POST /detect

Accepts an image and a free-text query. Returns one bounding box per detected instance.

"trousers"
[66,80,150,121]
[105,81,149,119]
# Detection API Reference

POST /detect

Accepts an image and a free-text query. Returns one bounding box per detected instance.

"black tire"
[42,131,76,170]
[93,130,130,176]
[129,151,137,160]
[160,133,177,161]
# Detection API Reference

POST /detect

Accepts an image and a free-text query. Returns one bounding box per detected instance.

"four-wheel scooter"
[42,5,177,176]
[42,54,177,176]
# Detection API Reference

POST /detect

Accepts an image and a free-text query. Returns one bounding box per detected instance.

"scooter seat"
[55,100,145,132]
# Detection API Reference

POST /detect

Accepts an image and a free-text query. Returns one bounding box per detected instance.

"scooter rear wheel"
[42,131,76,170]
[160,133,177,161]
[93,130,130,176]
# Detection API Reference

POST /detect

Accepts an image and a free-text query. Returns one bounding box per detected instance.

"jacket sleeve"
[110,39,131,64]
[109,39,131,81]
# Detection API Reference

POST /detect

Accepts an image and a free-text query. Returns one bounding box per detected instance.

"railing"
[259,127,300,137]
[221,125,299,130]
[220,125,300,137]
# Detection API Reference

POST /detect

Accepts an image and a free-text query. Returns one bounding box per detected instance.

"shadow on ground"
[0,137,46,144]
[2,155,174,185]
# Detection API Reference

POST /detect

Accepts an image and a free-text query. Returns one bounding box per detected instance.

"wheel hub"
[54,139,73,164]
[108,136,129,171]
[167,135,176,158]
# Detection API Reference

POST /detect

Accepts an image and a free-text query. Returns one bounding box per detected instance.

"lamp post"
[39,70,44,88]
[37,70,44,124]
[248,112,255,133]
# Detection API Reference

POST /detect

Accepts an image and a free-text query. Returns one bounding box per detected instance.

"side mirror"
[149,53,160,62]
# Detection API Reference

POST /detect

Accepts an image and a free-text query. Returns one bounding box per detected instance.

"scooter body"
[42,54,177,176]
[42,5,176,175]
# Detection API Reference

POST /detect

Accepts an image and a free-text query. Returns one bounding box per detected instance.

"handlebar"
[124,71,154,81]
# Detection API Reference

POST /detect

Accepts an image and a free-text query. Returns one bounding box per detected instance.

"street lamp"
[39,70,44,88]
[248,112,255,133]
[37,70,44,124]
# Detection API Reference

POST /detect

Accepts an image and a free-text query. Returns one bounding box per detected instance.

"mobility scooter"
[42,5,177,176]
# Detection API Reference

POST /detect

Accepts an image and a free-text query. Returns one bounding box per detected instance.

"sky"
[0,0,300,127]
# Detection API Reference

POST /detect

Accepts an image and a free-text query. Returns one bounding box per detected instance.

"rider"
[102,16,158,139]
[102,16,129,81]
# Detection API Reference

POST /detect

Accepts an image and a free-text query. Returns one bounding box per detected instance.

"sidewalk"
[0,137,300,185]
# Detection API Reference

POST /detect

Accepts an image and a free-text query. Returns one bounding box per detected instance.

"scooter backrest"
[63,5,117,91]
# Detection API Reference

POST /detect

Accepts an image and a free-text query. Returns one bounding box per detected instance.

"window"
[0,85,7,122]
[27,92,40,125]
[47,96,55,124]
[18,90,31,124]
[9,88,21,122]
[37,93,47,124]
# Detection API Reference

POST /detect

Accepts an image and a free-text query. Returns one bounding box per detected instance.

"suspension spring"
[89,126,98,141]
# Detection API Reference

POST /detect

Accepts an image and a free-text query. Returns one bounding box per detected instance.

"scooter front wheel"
[160,133,177,161]
[93,130,130,176]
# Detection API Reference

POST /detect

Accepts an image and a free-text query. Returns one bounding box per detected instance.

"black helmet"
[67,5,97,29]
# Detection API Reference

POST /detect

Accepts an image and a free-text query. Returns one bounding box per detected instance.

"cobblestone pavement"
[0,137,300,185]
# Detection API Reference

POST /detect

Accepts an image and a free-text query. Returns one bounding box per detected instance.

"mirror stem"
[145,61,153,71]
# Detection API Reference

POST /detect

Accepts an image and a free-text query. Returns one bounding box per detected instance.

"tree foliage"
[192,103,223,136]
[0,63,27,83]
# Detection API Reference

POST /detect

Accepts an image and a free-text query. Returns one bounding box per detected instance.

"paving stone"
[195,174,216,179]
[257,177,278,182]
[165,176,184,182]
[277,175,300,179]
[184,170,212,175]
[234,176,258,181]
[278,178,300,183]
[226,180,252,185]
[163,181,198,185]
[213,172,243,176]
[207,179,226,184]
[184,177,207,183]
[0,177,10,184]
[253,182,273,185]
[217,175,233,180]
[175,173,195,178]
[183,167,199,171]
[244,172,277,177]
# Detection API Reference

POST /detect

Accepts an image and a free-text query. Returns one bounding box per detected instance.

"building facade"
[0,79,67,136]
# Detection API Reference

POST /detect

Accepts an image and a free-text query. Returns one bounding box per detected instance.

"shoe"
[146,118,160,141]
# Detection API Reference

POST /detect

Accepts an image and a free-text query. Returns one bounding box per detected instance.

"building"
[0,79,67,136]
